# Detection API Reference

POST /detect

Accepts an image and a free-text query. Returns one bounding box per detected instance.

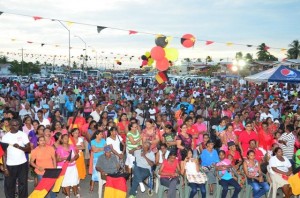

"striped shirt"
[279,132,295,159]
[126,130,141,150]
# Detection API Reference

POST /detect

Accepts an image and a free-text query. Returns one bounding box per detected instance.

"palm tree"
[287,40,300,59]
[244,53,253,62]
[235,52,243,60]
[256,43,278,61]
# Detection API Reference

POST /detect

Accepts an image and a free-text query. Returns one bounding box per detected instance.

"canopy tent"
[245,65,300,83]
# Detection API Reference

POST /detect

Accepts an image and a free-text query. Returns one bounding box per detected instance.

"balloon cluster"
[181,34,196,48]
[140,35,179,71]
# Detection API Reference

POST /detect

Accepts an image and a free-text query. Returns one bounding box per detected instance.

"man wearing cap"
[96,146,120,180]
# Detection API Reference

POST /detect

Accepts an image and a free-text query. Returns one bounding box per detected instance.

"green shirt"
[126,130,141,150]
[296,149,300,168]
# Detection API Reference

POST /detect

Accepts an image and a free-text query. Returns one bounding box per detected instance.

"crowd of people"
[0,76,300,198]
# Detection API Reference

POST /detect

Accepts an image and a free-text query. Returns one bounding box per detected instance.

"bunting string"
[0,10,290,51]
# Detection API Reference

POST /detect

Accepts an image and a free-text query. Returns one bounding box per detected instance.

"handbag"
[186,171,208,184]
[117,134,124,152]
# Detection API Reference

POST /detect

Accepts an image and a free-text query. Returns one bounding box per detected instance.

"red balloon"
[151,46,165,61]
[181,34,195,48]
[156,58,170,71]
[142,60,148,66]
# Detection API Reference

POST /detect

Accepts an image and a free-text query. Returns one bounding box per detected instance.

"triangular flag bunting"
[281,48,287,52]
[264,45,270,51]
[66,21,74,27]
[129,30,138,35]
[41,43,45,47]
[33,16,43,20]
[27,41,33,44]
[11,38,16,41]
[246,45,253,47]
[97,26,107,33]
[206,41,214,45]
[226,42,233,46]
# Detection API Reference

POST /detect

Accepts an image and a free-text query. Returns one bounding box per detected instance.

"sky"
[0,0,299,68]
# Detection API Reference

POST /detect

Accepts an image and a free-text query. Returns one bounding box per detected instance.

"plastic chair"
[267,165,281,198]
[157,176,184,198]
[98,172,106,198]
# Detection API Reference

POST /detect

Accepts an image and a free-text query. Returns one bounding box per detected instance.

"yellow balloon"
[145,51,151,58]
[164,48,179,62]
[147,58,154,66]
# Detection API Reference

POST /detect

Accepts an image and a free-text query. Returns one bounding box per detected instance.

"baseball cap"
[104,146,111,152]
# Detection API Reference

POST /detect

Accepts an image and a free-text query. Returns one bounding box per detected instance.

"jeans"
[189,183,206,198]
[247,179,269,198]
[219,178,241,198]
[160,177,179,198]
[129,166,151,196]
[37,175,56,198]
[4,162,28,198]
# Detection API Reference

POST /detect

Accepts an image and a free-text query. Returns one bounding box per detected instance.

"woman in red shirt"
[239,121,259,157]
[117,113,129,142]
[258,122,274,154]
[159,152,180,198]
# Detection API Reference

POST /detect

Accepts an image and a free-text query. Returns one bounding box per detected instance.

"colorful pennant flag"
[29,169,62,198]
[33,16,43,21]
[66,21,74,27]
[206,41,214,45]
[97,26,107,33]
[52,150,72,192]
[104,176,127,198]
[264,45,270,51]
[27,41,33,44]
[246,45,253,47]
[226,42,233,46]
[129,30,138,35]
[281,48,287,52]
[155,71,168,84]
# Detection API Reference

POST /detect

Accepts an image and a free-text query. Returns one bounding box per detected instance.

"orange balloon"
[156,58,170,71]
[151,46,165,61]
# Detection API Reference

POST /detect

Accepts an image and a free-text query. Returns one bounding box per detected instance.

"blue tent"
[245,65,300,83]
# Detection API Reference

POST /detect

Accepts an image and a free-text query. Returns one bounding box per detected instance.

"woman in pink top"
[193,115,207,145]
[22,116,34,135]
[159,152,180,198]
[56,134,79,197]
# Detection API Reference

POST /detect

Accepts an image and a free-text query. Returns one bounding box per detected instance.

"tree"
[287,40,300,59]
[256,43,278,61]
[0,56,8,64]
[72,61,77,69]
[196,58,202,62]
[235,52,243,60]
[9,61,40,75]
[183,58,191,62]
[206,56,212,63]
[244,53,253,62]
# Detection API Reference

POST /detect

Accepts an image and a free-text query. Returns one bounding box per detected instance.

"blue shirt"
[91,139,106,159]
[65,101,74,112]
[176,102,194,114]
[200,149,219,166]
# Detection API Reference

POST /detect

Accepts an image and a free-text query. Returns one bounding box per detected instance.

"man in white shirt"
[90,103,102,122]
[2,119,31,198]
[36,109,50,127]
[135,104,145,127]
[19,102,34,120]
[260,106,274,121]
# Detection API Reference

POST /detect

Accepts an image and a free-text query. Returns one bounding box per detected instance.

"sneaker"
[139,182,145,193]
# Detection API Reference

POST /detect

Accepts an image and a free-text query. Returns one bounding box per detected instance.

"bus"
[102,72,112,79]
[69,69,86,80]
[87,70,101,80]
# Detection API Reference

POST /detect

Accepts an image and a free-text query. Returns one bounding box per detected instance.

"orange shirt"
[31,145,55,175]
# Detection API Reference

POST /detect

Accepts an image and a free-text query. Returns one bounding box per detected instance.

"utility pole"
[56,20,71,69]
[19,48,25,75]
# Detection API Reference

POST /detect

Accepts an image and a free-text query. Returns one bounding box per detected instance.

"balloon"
[156,58,170,71]
[151,46,165,61]
[181,34,195,48]
[142,60,148,66]
[155,35,168,48]
[145,51,151,58]
[147,58,154,66]
[141,55,148,60]
[164,48,179,61]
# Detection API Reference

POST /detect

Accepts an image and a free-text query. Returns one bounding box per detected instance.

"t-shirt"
[135,108,144,125]
[160,158,178,178]
[134,149,155,171]
[91,139,106,159]
[90,111,100,122]
[216,159,233,180]
[31,145,55,175]
[126,131,141,150]
[96,154,119,174]
[295,149,300,168]
[269,156,291,173]
[239,130,258,156]
[106,135,123,154]
[162,132,176,150]
[279,132,295,159]
[200,149,219,166]
[2,131,30,166]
